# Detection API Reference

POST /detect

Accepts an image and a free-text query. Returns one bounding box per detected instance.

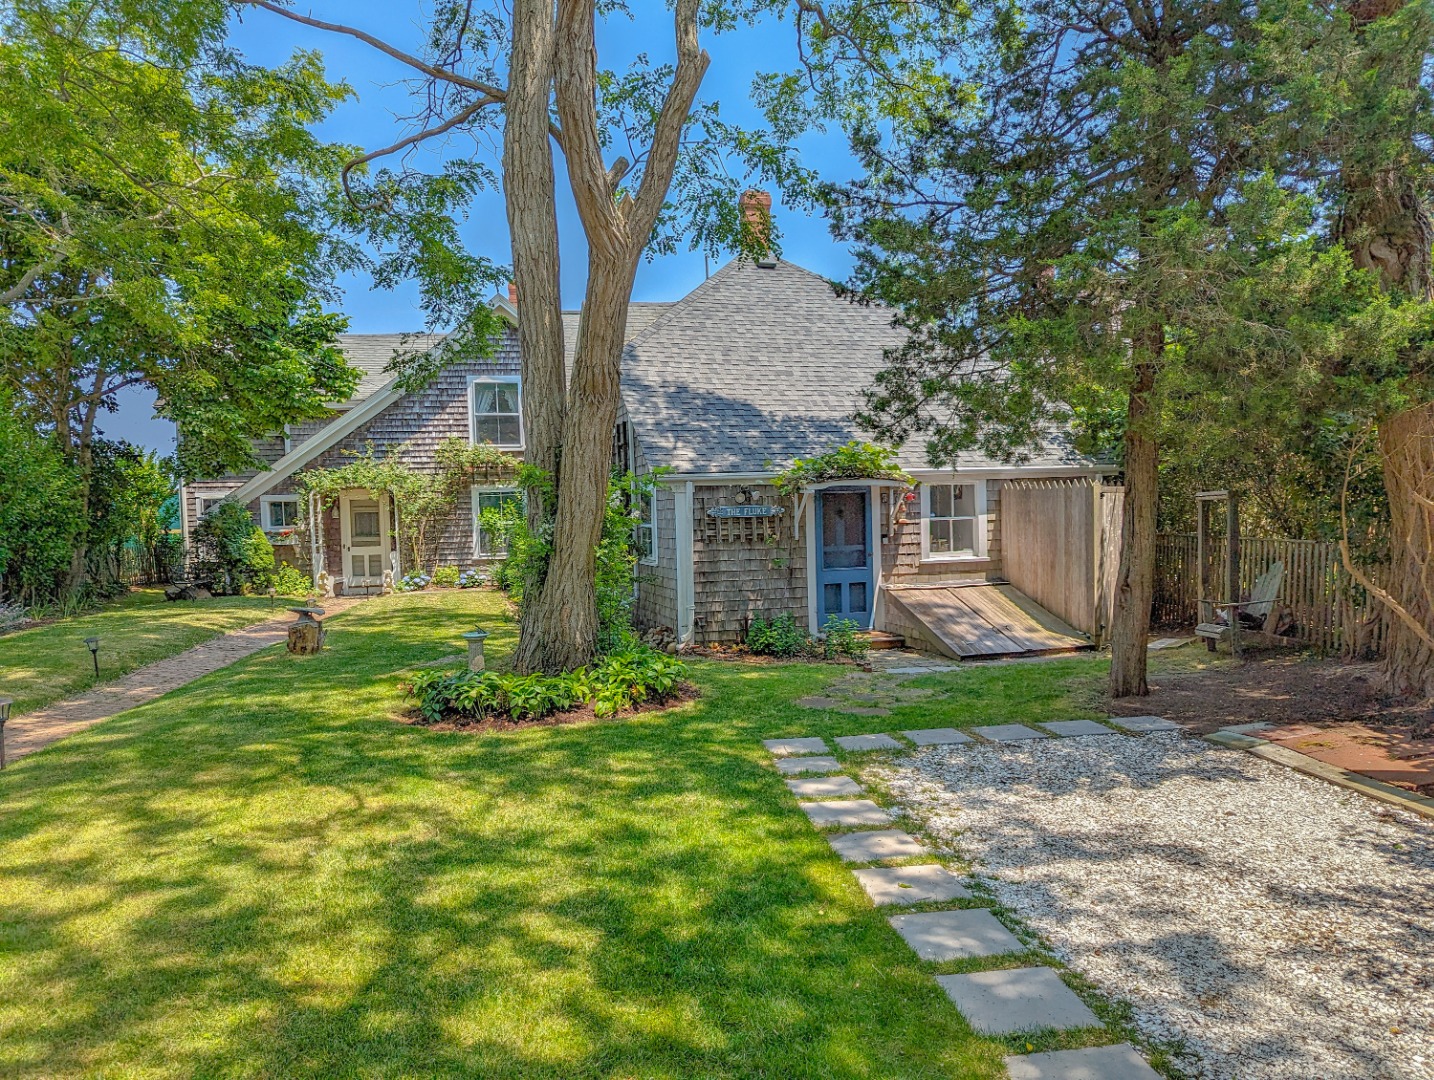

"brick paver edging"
[4,596,369,762]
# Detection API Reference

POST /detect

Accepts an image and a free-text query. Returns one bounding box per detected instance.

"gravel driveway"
[871,733,1434,1080]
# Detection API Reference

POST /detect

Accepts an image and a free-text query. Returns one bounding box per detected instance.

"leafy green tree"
[793,0,1430,696]
[0,0,364,589]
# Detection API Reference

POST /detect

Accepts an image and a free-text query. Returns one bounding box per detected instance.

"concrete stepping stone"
[1005,1044,1161,1080]
[795,696,842,709]
[785,775,863,798]
[888,908,1023,961]
[800,799,893,828]
[1107,714,1180,733]
[835,733,902,751]
[903,727,974,746]
[775,755,842,775]
[1039,720,1117,738]
[763,736,829,756]
[973,724,1050,743]
[937,967,1098,1035]
[854,865,971,906]
[828,829,928,863]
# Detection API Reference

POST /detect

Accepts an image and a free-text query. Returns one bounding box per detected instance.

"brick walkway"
[4,595,370,763]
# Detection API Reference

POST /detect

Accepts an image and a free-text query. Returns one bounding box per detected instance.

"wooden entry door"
[340,491,389,590]
[817,488,873,629]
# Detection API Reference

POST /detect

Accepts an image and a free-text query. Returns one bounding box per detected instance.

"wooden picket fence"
[1153,533,1389,658]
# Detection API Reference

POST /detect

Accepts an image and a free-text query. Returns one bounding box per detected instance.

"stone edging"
[1203,729,1434,821]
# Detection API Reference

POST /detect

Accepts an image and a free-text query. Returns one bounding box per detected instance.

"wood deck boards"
[887,583,1091,660]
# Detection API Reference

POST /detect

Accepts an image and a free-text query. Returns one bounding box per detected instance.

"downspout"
[675,480,695,646]
[309,491,322,589]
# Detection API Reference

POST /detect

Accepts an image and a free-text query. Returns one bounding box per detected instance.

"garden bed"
[399,681,700,731]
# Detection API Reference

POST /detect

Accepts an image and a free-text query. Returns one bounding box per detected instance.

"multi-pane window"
[636,488,656,564]
[470,377,523,448]
[264,498,300,531]
[198,496,226,517]
[925,482,982,558]
[474,488,523,558]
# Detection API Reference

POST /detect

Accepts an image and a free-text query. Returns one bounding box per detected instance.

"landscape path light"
[0,696,11,769]
[84,636,100,678]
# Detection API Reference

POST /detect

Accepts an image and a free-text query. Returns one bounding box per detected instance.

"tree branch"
[233,0,507,98]
[340,96,501,208]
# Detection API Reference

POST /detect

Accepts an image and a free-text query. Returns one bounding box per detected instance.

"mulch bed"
[397,682,700,733]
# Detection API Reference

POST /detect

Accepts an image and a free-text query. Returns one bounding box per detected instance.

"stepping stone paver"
[800,799,893,828]
[903,727,975,746]
[1108,715,1181,733]
[835,733,902,751]
[936,967,1099,1035]
[763,736,829,756]
[854,864,971,906]
[827,829,929,863]
[1040,720,1118,738]
[974,723,1050,743]
[1004,1044,1161,1080]
[775,755,842,775]
[795,696,843,709]
[785,775,863,798]
[888,908,1023,961]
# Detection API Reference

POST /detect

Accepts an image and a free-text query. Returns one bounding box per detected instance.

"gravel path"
[871,734,1434,1080]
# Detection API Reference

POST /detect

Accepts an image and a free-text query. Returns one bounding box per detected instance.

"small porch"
[311,488,402,596]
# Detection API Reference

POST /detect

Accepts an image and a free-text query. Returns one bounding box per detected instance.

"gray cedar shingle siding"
[690,483,809,643]
[620,259,1094,476]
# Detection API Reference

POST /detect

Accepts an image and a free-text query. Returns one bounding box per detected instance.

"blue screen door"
[816,489,873,629]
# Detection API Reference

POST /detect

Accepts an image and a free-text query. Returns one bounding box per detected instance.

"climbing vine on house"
[771,441,912,497]
[295,439,519,571]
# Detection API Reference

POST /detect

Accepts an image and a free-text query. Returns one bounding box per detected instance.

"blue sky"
[110,1,861,452]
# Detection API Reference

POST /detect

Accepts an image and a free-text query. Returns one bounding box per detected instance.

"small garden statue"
[316,570,334,598]
[382,568,395,594]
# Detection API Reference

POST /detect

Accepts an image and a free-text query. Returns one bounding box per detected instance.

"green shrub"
[191,501,274,595]
[270,562,311,597]
[746,614,812,658]
[820,615,869,660]
[431,565,461,588]
[406,646,686,723]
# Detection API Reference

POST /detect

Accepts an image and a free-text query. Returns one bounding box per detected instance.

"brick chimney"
[739,189,776,266]
[507,281,518,305]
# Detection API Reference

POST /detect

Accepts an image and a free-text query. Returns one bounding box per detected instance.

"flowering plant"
[396,572,432,592]
[457,569,485,588]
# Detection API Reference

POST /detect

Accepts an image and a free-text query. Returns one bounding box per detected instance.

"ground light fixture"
[0,696,10,769]
[84,635,100,678]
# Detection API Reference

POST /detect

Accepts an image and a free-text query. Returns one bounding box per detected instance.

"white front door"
[340,491,389,589]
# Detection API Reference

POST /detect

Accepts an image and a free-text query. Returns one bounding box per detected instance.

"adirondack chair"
[1196,560,1284,651]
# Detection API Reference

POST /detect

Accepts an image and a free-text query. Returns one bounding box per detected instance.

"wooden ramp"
[886,583,1092,660]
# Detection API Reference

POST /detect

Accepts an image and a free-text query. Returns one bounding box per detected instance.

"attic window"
[469,376,523,449]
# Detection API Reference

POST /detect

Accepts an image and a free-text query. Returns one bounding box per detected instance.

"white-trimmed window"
[472,487,523,558]
[636,487,656,565]
[469,376,523,448]
[261,496,301,533]
[921,480,987,560]
[198,496,227,517]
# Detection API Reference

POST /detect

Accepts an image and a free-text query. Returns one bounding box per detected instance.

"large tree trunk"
[1109,360,1159,698]
[1376,403,1434,701]
[512,0,707,674]
[1335,0,1434,701]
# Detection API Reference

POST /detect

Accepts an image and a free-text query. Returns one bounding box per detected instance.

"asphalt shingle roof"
[620,258,1095,475]
[333,305,672,406]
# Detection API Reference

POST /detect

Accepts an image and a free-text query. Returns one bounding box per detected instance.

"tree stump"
[286,607,327,655]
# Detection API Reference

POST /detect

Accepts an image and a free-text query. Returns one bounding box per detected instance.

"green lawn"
[0,590,1172,1078]
[0,588,278,715]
